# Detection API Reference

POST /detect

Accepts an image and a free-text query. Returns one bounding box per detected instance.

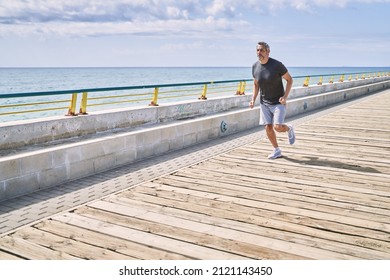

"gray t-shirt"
[252,57,288,105]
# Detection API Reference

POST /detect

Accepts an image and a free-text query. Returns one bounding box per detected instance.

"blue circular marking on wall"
[220,121,228,133]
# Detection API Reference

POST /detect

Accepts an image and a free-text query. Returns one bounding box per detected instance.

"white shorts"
[260,103,286,125]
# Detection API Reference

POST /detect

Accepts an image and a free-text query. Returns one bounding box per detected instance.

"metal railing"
[0,71,389,122]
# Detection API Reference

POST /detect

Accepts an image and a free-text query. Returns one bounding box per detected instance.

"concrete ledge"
[286,78,390,117]
[0,108,259,200]
[0,94,252,150]
[0,77,389,201]
[288,76,387,99]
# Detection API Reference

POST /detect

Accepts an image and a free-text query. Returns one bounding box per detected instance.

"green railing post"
[79,92,88,115]
[66,93,78,116]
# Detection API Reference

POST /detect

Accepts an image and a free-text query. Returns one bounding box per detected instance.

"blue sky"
[1,0,389,67]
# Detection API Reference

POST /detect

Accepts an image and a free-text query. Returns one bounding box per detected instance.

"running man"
[249,41,295,159]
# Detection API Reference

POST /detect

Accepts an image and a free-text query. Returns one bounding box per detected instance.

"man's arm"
[249,79,259,109]
[279,72,293,105]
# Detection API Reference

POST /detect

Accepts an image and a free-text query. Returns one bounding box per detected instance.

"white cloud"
[242,0,390,11]
[160,41,204,51]
[0,0,389,37]
[0,0,251,37]
[0,17,249,38]
[206,0,236,16]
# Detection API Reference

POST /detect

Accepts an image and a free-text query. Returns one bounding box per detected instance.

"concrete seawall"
[1,76,389,201]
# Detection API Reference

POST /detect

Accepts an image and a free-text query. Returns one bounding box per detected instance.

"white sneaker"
[268,148,282,159]
[288,125,295,145]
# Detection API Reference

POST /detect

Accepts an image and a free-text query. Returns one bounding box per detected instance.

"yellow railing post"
[236,82,242,95]
[348,75,352,81]
[149,87,159,106]
[329,76,334,84]
[317,76,323,85]
[79,92,88,115]
[66,93,78,116]
[241,81,246,95]
[303,76,310,87]
[362,74,365,80]
[199,84,208,100]
[339,74,345,82]
[236,81,246,95]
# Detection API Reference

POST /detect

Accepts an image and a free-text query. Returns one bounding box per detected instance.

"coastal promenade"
[0,88,389,259]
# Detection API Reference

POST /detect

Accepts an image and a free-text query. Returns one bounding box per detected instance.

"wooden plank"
[154,174,390,219]
[0,236,79,260]
[204,154,390,190]
[296,124,390,134]
[0,249,25,260]
[296,127,390,138]
[52,212,249,260]
[228,147,390,173]
[35,219,190,260]
[223,148,390,174]
[12,227,132,260]
[89,199,390,259]
[219,148,390,185]
[88,200,352,260]
[175,165,390,199]
[109,195,390,256]
[75,204,306,260]
[121,185,390,243]
[187,164,390,206]
[204,156,390,190]
[175,168,390,206]
[132,184,390,237]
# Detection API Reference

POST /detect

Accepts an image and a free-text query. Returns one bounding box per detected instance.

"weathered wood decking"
[0,90,389,260]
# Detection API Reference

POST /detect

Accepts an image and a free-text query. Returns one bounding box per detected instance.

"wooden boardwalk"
[0,90,389,260]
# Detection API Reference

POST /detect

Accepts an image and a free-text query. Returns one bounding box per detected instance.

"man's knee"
[273,124,284,132]
[265,124,273,132]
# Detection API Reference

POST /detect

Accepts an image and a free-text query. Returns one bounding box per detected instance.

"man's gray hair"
[257,41,270,51]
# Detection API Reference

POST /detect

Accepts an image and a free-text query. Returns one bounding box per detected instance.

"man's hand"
[279,96,287,105]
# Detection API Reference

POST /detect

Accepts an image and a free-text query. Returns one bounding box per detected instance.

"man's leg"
[266,124,279,148]
[273,105,295,144]
[266,124,282,159]
[261,104,283,159]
